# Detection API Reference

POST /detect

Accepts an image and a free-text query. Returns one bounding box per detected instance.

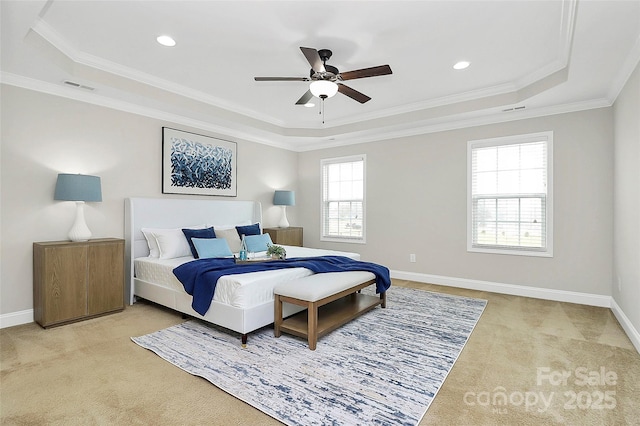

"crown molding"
[0,72,291,150]
[1,72,613,153]
[30,18,289,128]
[293,98,612,151]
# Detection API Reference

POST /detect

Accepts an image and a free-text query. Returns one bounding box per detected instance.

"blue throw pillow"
[244,233,273,253]
[182,227,216,258]
[236,223,261,237]
[192,238,233,259]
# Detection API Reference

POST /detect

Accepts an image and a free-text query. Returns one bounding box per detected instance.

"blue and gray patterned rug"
[132,286,486,425]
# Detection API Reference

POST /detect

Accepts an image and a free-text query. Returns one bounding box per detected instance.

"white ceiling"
[2,0,639,151]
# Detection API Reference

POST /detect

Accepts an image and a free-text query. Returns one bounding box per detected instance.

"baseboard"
[3,274,638,355]
[0,273,611,328]
[610,298,640,354]
[391,270,640,355]
[390,270,612,307]
[0,309,34,329]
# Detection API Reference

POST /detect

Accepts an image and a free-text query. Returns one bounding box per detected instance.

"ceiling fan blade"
[339,65,392,81]
[295,90,314,105]
[300,47,326,73]
[254,77,309,81]
[338,84,371,103]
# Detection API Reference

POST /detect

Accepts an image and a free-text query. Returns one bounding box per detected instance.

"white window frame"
[467,131,553,257]
[320,155,366,244]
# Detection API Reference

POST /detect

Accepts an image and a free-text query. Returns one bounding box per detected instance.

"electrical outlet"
[409,254,416,263]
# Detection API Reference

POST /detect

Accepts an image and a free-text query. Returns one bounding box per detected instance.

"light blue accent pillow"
[182,227,216,258]
[192,238,233,259]
[244,233,273,253]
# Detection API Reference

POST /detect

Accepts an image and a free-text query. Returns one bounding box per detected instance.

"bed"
[124,197,364,344]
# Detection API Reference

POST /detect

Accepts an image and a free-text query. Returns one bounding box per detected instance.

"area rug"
[132,287,486,425]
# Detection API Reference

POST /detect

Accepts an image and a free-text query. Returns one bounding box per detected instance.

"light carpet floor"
[2,280,639,425]
[132,287,487,425]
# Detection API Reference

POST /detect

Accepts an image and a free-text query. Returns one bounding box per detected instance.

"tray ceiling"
[1,0,639,150]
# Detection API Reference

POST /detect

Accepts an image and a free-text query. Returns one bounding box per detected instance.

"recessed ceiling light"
[304,102,315,108]
[156,35,176,47]
[453,61,470,70]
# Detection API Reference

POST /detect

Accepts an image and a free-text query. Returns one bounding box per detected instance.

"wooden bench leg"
[380,291,387,308]
[274,294,283,337]
[308,301,318,350]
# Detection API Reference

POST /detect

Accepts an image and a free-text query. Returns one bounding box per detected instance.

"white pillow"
[154,229,192,259]
[141,228,161,258]
[141,225,205,258]
[214,227,242,253]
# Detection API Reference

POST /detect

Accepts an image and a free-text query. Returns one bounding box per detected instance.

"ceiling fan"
[254,47,392,105]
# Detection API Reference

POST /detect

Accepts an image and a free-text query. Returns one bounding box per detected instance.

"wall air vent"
[63,80,95,91]
[502,106,526,112]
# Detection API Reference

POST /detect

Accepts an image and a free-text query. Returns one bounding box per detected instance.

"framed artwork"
[162,127,237,197]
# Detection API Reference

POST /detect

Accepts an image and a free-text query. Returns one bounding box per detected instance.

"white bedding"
[134,245,361,309]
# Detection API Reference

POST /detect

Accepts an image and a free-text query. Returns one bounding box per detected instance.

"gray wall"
[613,62,640,333]
[298,108,614,296]
[1,72,636,339]
[0,85,298,315]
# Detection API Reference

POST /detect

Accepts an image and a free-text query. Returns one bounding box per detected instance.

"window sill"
[468,246,553,258]
[321,236,366,244]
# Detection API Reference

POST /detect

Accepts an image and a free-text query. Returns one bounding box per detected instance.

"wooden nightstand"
[33,238,125,328]
[263,227,303,247]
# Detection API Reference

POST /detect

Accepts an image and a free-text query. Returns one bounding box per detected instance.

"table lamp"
[54,173,102,241]
[273,190,295,228]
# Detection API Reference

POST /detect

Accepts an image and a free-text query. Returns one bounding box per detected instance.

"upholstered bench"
[273,271,387,350]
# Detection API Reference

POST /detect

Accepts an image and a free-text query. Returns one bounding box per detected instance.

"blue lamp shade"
[54,174,102,202]
[273,190,294,228]
[273,190,295,206]
[54,173,102,242]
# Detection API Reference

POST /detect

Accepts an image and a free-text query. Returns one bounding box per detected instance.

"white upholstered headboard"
[124,197,262,304]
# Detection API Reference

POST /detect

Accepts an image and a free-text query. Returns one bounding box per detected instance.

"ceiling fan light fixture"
[156,35,176,47]
[309,80,338,98]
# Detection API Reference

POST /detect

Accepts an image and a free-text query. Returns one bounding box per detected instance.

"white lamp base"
[68,201,92,242]
[277,205,290,228]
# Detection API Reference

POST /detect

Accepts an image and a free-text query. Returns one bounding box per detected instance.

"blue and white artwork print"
[171,139,232,189]
[162,127,237,196]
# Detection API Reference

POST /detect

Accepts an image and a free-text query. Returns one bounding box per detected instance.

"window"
[468,132,553,257]
[321,155,366,243]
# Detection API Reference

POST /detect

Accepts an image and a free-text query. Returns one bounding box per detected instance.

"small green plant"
[266,244,286,259]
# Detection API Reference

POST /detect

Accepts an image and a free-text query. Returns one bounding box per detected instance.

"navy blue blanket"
[173,255,391,315]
